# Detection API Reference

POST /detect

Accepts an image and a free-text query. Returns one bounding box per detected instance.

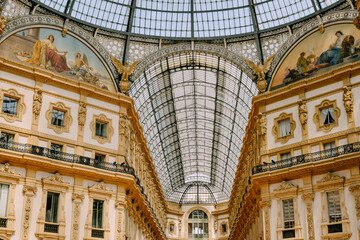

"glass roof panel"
[33,0,344,38]
[129,52,257,203]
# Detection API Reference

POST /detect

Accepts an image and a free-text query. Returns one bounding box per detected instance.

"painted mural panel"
[271,24,360,89]
[0,27,116,92]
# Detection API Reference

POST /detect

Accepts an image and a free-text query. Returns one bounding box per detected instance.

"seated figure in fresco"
[316,31,348,66]
[296,52,309,74]
[27,34,71,72]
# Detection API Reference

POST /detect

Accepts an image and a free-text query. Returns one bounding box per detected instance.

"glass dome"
[34,0,341,39]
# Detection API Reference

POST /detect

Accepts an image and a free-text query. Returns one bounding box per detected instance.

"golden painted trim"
[45,102,73,134]
[313,99,340,132]
[272,112,296,144]
[0,88,26,123]
[90,114,114,144]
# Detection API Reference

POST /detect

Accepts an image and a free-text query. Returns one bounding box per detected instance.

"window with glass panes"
[92,199,104,229]
[327,191,342,223]
[95,121,107,138]
[2,96,18,115]
[282,199,295,228]
[0,184,9,218]
[279,119,291,137]
[324,141,336,158]
[51,109,65,127]
[45,192,59,223]
[281,152,291,160]
[321,107,335,125]
[0,132,14,144]
[188,210,209,239]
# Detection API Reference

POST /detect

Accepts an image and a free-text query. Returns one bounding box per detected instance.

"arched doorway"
[188,210,209,239]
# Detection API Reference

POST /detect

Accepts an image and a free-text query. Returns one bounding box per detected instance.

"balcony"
[91,229,104,238]
[252,142,360,174]
[44,223,59,233]
[0,218,7,228]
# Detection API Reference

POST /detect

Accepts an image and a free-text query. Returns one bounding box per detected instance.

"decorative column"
[302,193,315,240]
[343,86,354,127]
[21,185,38,240]
[115,196,126,240]
[256,112,267,155]
[119,113,130,163]
[298,99,308,140]
[71,193,85,240]
[261,200,271,240]
[349,185,360,237]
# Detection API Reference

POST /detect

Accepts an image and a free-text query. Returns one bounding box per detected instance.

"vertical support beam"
[191,0,194,39]
[248,0,264,63]
[122,0,137,64]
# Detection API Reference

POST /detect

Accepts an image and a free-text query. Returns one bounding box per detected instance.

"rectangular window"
[0,184,9,218]
[50,143,62,159]
[222,224,227,233]
[0,132,14,146]
[324,141,336,150]
[51,109,65,127]
[327,191,342,223]
[95,121,107,138]
[279,119,291,137]
[281,152,291,160]
[283,199,295,229]
[92,199,104,229]
[321,107,335,125]
[2,96,18,115]
[45,192,59,223]
[94,153,105,167]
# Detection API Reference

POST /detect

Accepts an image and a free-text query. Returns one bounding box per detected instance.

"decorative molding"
[45,102,73,134]
[0,88,26,123]
[298,99,308,127]
[71,193,84,240]
[313,99,340,132]
[0,14,119,83]
[32,88,42,120]
[317,172,344,184]
[42,172,68,184]
[220,221,228,236]
[274,181,297,192]
[272,112,296,144]
[343,86,353,122]
[302,193,315,240]
[22,185,37,240]
[0,163,20,177]
[90,114,114,144]
[88,181,113,194]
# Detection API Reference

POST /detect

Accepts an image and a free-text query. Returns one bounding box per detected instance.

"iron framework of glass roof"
[129,51,257,203]
[32,0,342,39]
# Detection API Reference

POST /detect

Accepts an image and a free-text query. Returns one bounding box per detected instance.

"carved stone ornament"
[42,172,68,183]
[298,99,308,126]
[32,88,42,119]
[89,181,112,192]
[0,163,20,176]
[256,112,267,136]
[0,16,9,35]
[317,172,344,184]
[343,86,353,113]
[274,181,297,192]
[22,185,37,240]
[245,55,275,93]
[72,193,85,202]
[78,101,87,127]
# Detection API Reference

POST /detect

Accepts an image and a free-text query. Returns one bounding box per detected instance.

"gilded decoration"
[343,86,353,122]
[0,163,20,177]
[45,102,73,134]
[0,16,9,35]
[32,88,42,120]
[246,55,275,93]
[317,172,344,185]
[71,193,84,240]
[256,112,267,136]
[0,88,26,123]
[111,56,140,93]
[78,101,87,128]
[90,114,114,144]
[272,112,296,144]
[313,99,340,132]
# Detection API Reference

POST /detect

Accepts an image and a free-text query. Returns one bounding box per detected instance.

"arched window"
[188,210,209,239]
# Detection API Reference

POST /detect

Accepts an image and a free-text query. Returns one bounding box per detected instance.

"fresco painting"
[0,27,116,92]
[271,24,360,89]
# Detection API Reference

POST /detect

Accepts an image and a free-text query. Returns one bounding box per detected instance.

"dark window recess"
[80,156,90,165]
[170,224,174,232]
[92,199,104,229]
[0,132,14,144]
[94,154,105,167]
[321,107,335,125]
[51,109,65,127]
[45,192,59,223]
[283,229,295,239]
[44,223,59,233]
[222,224,227,233]
[0,218,7,228]
[95,121,107,138]
[2,96,18,115]
[328,223,343,233]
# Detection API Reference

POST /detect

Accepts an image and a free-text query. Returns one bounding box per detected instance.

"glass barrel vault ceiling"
[35,0,341,38]
[128,52,257,203]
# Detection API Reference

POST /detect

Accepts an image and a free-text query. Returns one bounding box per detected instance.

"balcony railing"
[91,229,105,238]
[44,223,59,233]
[0,139,167,238]
[252,142,360,174]
[0,218,7,228]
